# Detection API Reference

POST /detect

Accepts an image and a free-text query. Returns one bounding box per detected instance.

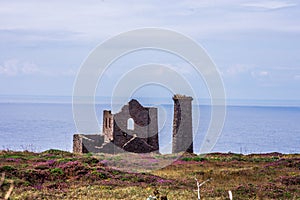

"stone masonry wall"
[103,110,113,142]
[113,99,159,153]
[73,99,159,154]
[172,94,193,153]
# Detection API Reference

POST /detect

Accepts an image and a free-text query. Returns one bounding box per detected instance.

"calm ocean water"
[0,97,299,154]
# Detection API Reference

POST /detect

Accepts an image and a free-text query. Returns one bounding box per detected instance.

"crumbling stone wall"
[73,134,125,154]
[113,99,159,153]
[103,110,113,142]
[73,134,105,153]
[73,134,84,153]
[73,99,159,154]
[172,94,194,153]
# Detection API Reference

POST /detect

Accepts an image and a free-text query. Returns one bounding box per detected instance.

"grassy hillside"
[0,150,299,199]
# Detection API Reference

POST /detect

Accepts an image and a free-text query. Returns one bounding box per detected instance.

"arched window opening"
[127,118,134,130]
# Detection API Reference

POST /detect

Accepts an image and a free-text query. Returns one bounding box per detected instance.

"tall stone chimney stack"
[172,94,193,153]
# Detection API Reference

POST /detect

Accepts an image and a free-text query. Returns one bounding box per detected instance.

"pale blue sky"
[0,0,299,101]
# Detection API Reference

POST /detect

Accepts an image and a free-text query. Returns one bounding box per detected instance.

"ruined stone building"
[73,99,159,154]
[73,95,193,154]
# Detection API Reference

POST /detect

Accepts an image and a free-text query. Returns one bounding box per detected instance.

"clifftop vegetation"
[0,150,299,199]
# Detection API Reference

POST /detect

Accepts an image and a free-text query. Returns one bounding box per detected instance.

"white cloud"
[21,62,39,74]
[222,65,300,82]
[0,0,298,98]
[258,71,269,76]
[222,64,252,76]
[61,69,77,76]
[294,75,300,80]
[243,0,297,10]
[0,1,159,41]
[0,0,299,44]
[0,59,41,76]
[251,70,271,79]
[0,59,19,76]
[0,59,76,77]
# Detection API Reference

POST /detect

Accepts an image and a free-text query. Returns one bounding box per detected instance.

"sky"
[0,0,299,102]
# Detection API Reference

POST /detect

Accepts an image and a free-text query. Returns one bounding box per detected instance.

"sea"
[0,95,299,154]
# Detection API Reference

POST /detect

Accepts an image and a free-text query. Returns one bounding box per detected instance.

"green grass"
[50,168,64,176]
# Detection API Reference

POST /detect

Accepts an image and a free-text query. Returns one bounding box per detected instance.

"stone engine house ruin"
[73,95,193,154]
